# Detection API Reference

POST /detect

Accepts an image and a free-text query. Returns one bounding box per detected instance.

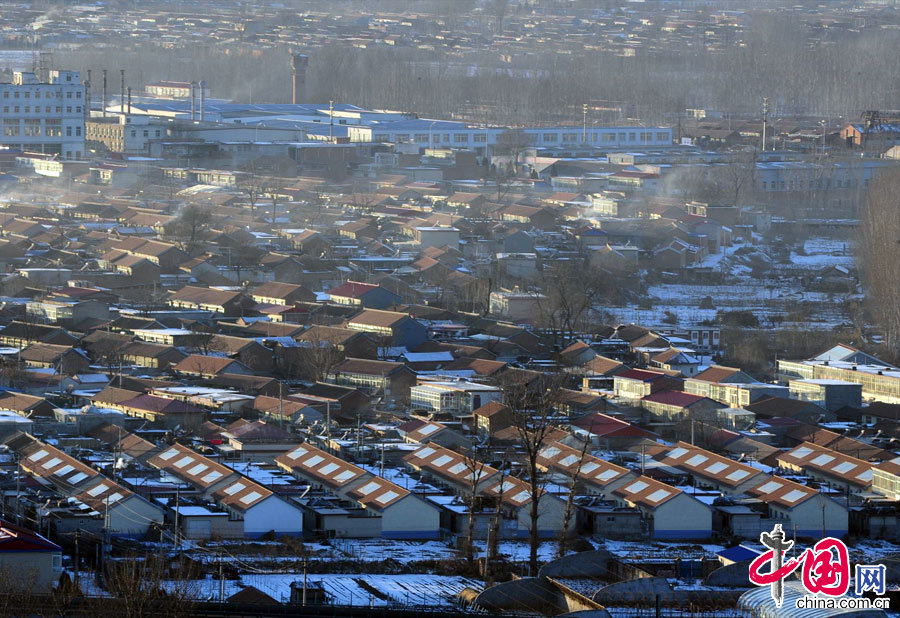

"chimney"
[199,80,206,122]
[102,69,107,118]
[190,81,197,121]
[127,87,132,116]
[84,71,91,122]
[290,53,308,104]
[120,69,125,115]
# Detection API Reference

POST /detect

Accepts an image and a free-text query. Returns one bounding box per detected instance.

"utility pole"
[761,97,769,152]
[582,103,587,143]
[325,401,331,439]
[302,555,308,606]
[329,100,334,142]
[173,485,180,551]
[219,552,225,602]
[278,381,284,428]
[74,530,79,589]
[14,454,20,524]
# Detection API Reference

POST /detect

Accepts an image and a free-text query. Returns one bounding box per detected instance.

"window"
[76,126,81,136]
[66,106,71,113]
[657,132,668,141]
[1,92,6,99]
[23,106,29,113]
[3,119,18,136]
[542,133,558,142]
[473,133,486,142]
[155,130,160,137]
[131,130,136,137]
[453,134,468,142]
[13,92,19,99]
[66,92,72,99]
[603,133,615,142]
[414,133,429,142]
[562,133,578,142]
[66,126,72,136]
[55,107,61,113]
[75,106,80,113]
[76,91,81,98]
[45,119,62,137]
[23,92,29,99]
[23,119,41,136]
[13,106,18,113]
[443,134,450,142]
[629,132,636,140]
[618,132,626,140]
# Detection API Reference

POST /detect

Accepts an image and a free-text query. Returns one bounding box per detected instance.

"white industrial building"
[347,120,673,155]
[0,71,86,158]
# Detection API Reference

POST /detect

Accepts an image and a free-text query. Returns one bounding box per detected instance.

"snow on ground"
[160,573,480,607]
[329,538,458,563]
[847,539,900,564]
[596,538,726,561]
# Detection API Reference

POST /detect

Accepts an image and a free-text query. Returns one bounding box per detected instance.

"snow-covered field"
[602,237,860,329]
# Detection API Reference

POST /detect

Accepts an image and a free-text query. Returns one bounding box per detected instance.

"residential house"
[328,281,402,310]
[19,343,90,375]
[611,475,712,539]
[173,355,254,379]
[0,520,62,593]
[168,286,252,316]
[346,309,428,348]
[329,358,417,404]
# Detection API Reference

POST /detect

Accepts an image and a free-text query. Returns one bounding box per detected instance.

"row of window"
[760,178,864,191]
[2,119,80,137]
[2,106,81,114]
[372,130,670,144]
[2,90,81,99]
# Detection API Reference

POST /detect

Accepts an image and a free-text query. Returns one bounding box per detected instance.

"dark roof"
[119,394,205,415]
[333,358,409,376]
[227,421,296,443]
[0,520,61,553]
[170,285,243,306]
[717,545,761,563]
[616,369,667,382]
[328,280,381,298]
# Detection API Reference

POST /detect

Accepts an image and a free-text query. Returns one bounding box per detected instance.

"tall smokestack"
[199,80,206,122]
[84,70,91,122]
[291,53,308,105]
[102,69,107,118]
[127,87,132,116]
[120,69,125,115]
[190,81,197,121]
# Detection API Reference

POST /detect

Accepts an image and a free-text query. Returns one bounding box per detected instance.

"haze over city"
[0,1,896,616]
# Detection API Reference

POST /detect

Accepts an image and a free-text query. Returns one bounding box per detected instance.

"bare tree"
[165,203,212,249]
[557,439,590,559]
[535,261,613,347]
[484,450,509,587]
[501,372,565,575]
[857,169,900,360]
[461,445,490,564]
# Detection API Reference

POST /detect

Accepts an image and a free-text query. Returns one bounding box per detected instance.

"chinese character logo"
[855,564,886,596]
[748,524,850,607]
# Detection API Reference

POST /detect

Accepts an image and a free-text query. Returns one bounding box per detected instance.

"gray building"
[0,71,85,159]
